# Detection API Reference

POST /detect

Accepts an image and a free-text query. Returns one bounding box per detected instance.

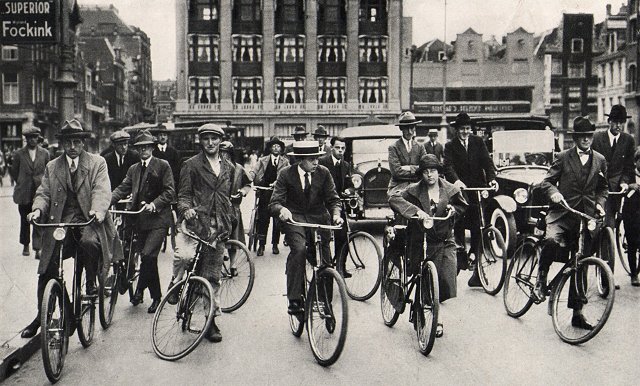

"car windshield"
[492,130,555,168]
[351,138,398,165]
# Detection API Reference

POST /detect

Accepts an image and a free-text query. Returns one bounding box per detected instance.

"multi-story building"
[624,0,639,141]
[153,79,177,123]
[174,0,405,145]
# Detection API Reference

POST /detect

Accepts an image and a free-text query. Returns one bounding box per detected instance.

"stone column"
[387,0,401,112]
[175,0,188,102]
[305,0,318,110]
[219,0,233,110]
[263,0,275,112]
[346,0,360,109]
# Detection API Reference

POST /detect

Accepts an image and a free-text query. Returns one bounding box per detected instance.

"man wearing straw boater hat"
[21,119,123,339]
[111,129,175,313]
[103,130,139,189]
[269,141,343,315]
[388,111,427,194]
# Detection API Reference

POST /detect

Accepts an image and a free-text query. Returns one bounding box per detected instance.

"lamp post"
[409,44,417,110]
[439,0,448,138]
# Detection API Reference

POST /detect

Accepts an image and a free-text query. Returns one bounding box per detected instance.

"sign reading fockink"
[1,0,57,43]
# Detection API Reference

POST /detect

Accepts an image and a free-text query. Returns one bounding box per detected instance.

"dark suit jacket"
[111,157,175,231]
[318,154,353,194]
[591,130,636,190]
[10,146,50,205]
[388,138,427,189]
[103,149,139,190]
[269,165,341,223]
[424,141,444,162]
[538,147,608,224]
[250,154,289,186]
[443,135,496,187]
[154,145,182,186]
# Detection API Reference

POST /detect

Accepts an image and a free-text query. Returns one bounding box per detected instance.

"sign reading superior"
[1,0,57,43]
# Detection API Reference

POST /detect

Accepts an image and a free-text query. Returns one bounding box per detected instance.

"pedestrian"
[536,116,608,330]
[621,148,640,286]
[443,112,498,286]
[313,125,332,154]
[21,119,123,339]
[388,111,427,195]
[110,130,175,313]
[10,126,50,257]
[103,130,139,190]
[250,136,289,256]
[170,123,236,342]
[6,148,15,186]
[284,126,308,165]
[150,124,182,187]
[0,148,5,187]
[269,141,343,315]
[424,128,444,162]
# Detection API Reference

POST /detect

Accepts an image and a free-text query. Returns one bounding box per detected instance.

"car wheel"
[489,207,517,258]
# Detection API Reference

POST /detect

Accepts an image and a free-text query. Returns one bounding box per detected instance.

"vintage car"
[470,116,557,256]
[339,125,402,220]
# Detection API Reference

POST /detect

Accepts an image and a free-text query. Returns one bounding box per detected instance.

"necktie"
[463,140,468,150]
[70,159,77,174]
[304,172,311,198]
[578,150,590,165]
[139,161,147,187]
[407,141,412,153]
[273,157,278,167]
[118,154,123,167]
[611,137,617,154]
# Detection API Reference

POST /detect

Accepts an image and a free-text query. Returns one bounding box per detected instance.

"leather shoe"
[571,314,594,330]
[147,299,160,314]
[205,319,222,343]
[21,319,40,338]
[34,250,41,260]
[257,245,265,257]
[86,281,98,297]
[166,282,179,305]
[131,289,144,306]
[467,270,482,288]
[341,268,352,279]
[287,300,304,315]
[631,275,640,287]
[22,245,30,256]
[272,245,279,255]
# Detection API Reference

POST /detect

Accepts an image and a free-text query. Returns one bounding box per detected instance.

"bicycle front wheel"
[76,266,95,348]
[615,219,631,274]
[152,276,214,361]
[99,262,119,329]
[339,231,382,301]
[597,227,617,296]
[551,257,615,344]
[306,268,348,367]
[416,261,439,356]
[503,240,538,318]
[380,253,401,327]
[41,280,68,384]
[289,311,304,337]
[220,240,255,313]
[477,226,508,295]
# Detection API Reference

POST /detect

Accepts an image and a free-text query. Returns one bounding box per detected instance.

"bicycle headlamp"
[423,217,434,229]
[587,220,597,231]
[481,190,490,199]
[351,174,363,189]
[513,188,529,204]
[53,227,66,241]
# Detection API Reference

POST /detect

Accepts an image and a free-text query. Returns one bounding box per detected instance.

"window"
[568,63,585,78]
[601,64,606,87]
[189,35,219,62]
[571,38,583,53]
[359,0,387,22]
[234,0,261,22]
[318,36,346,62]
[189,76,220,103]
[1,46,18,61]
[438,51,446,61]
[275,77,305,103]
[2,73,18,104]
[512,58,529,74]
[193,0,219,20]
[233,77,262,103]
[358,77,387,103]
[318,0,346,22]
[629,64,637,92]
[278,0,304,22]
[359,36,387,62]
[232,35,262,62]
[275,35,305,63]
[551,57,562,75]
[318,77,346,103]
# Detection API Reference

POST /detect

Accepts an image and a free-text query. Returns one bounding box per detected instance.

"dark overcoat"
[11,145,50,205]
[443,135,496,188]
[591,130,636,190]
[103,148,139,190]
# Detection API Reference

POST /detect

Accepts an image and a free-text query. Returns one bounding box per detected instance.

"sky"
[77,0,609,80]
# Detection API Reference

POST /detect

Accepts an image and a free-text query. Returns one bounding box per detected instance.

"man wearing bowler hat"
[150,124,182,186]
[110,130,175,313]
[285,126,308,165]
[388,111,427,194]
[536,116,608,330]
[313,125,332,154]
[103,130,139,190]
[269,141,343,315]
[10,126,50,257]
[250,135,289,256]
[21,119,123,338]
[424,128,444,162]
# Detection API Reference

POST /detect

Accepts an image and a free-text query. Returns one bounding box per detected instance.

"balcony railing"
[233,103,263,111]
[189,103,221,111]
[317,103,347,111]
[274,103,307,111]
[358,103,388,111]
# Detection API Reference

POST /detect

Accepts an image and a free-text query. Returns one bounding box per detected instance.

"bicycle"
[336,194,383,301]
[461,186,508,295]
[247,185,273,252]
[151,226,215,361]
[609,189,633,275]
[380,209,454,356]
[503,199,616,344]
[286,220,348,367]
[33,217,98,383]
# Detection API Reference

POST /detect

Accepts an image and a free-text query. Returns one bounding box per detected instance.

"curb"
[0,333,40,382]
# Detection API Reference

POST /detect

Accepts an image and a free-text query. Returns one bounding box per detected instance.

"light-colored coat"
[11,146,50,205]
[388,138,427,191]
[250,154,289,186]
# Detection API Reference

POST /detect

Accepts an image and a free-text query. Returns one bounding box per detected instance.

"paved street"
[2,188,640,385]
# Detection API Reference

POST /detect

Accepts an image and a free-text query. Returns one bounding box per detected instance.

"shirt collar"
[576,147,591,156]
[402,137,412,148]
[270,154,279,163]
[607,130,620,143]
[141,155,153,166]
[158,143,167,151]
[331,154,340,165]
[297,165,309,178]
[65,155,77,167]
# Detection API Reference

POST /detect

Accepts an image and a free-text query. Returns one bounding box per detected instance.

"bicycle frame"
[109,206,145,290]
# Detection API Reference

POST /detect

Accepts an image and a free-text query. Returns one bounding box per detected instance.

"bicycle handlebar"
[286,220,342,230]
[109,207,146,215]
[559,199,597,222]
[410,208,455,229]
[230,193,243,199]
[608,189,626,195]
[32,216,96,228]
[253,186,273,191]
[462,186,498,192]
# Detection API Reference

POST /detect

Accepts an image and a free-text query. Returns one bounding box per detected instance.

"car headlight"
[513,188,529,204]
[351,174,363,189]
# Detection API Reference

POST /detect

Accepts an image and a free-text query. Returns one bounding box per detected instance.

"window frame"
[318,77,346,103]
[234,0,262,22]
[1,46,18,61]
[318,35,347,62]
[233,77,263,104]
[275,77,305,103]
[275,35,305,63]
[358,77,388,104]
[358,0,387,22]
[189,34,220,63]
[2,72,19,104]
[571,38,584,53]
[232,35,263,62]
[193,0,219,21]
[189,76,221,104]
[358,35,388,63]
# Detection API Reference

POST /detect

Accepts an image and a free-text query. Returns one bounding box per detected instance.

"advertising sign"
[1,0,57,43]
[414,101,531,115]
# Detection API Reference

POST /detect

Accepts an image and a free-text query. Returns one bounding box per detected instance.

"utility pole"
[54,0,79,125]
[440,0,448,140]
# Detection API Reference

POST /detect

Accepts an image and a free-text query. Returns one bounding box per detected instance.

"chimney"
[606,4,611,16]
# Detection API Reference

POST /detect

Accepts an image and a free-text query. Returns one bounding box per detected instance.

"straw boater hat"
[23,126,42,137]
[605,105,632,122]
[396,111,422,127]
[288,140,325,157]
[568,116,596,134]
[416,154,443,176]
[109,130,130,143]
[197,123,225,137]
[55,119,92,139]
[451,113,472,128]
[133,130,156,146]
[313,126,330,138]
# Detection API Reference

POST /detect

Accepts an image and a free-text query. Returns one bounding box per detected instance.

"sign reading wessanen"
[1,0,57,43]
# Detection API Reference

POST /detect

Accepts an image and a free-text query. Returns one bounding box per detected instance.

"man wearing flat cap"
[313,126,332,154]
[536,116,608,330]
[284,126,308,165]
[103,130,139,189]
[21,119,123,339]
[388,111,427,194]
[425,128,444,162]
[11,126,50,257]
[150,124,182,187]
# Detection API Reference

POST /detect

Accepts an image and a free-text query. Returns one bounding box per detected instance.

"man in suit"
[111,130,175,313]
[536,116,608,330]
[269,141,343,315]
[313,126,332,154]
[424,128,444,162]
[443,112,498,286]
[284,126,308,165]
[151,124,182,187]
[21,119,123,338]
[10,126,50,257]
[388,111,427,194]
[250,136,289,256]
[103,130,138,190]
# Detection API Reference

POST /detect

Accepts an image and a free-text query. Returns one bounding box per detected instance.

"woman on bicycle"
[388,154,467,336]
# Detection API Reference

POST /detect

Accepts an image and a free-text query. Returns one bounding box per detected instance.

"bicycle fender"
[491,195,517,213]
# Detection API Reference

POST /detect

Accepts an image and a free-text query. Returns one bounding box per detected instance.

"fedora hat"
[149,124,168,134]
[288,140,325,157]
[568,116,596,134]
[266,135,285,150]
[605,104,632,122]
[313,126,329,138]
[55,119,92,139]
[23,126,42,137]
[396,111,422,127]
[219,141,234,153]
[197,123,225,137]
[133,129,156,146]
[451,113,472,128]
[416,154,443,176]
[109,130,130,143]
[291,126,308,136]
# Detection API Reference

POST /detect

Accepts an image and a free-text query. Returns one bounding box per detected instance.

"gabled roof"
[78,6,134,35]
[461,27,480,35]
[510,27,530,34]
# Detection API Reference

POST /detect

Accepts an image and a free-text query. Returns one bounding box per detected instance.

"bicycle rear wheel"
[477,226,508,295]
[41,280,68,384]
[306,268,348,367]
[551,257,615,344]
[99,262,119,329]
[127,251,142,302]
[416,261,439,356]
[151,276,214,361]
[338,231,382,301]
[220,240,255,312]
[380,253,401,327]
[76,266,95,348]
[615,219,631,274]
[503,240,538,318]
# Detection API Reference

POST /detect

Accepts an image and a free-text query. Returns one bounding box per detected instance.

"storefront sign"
[1,0,57,43]
[414,102,531,115]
